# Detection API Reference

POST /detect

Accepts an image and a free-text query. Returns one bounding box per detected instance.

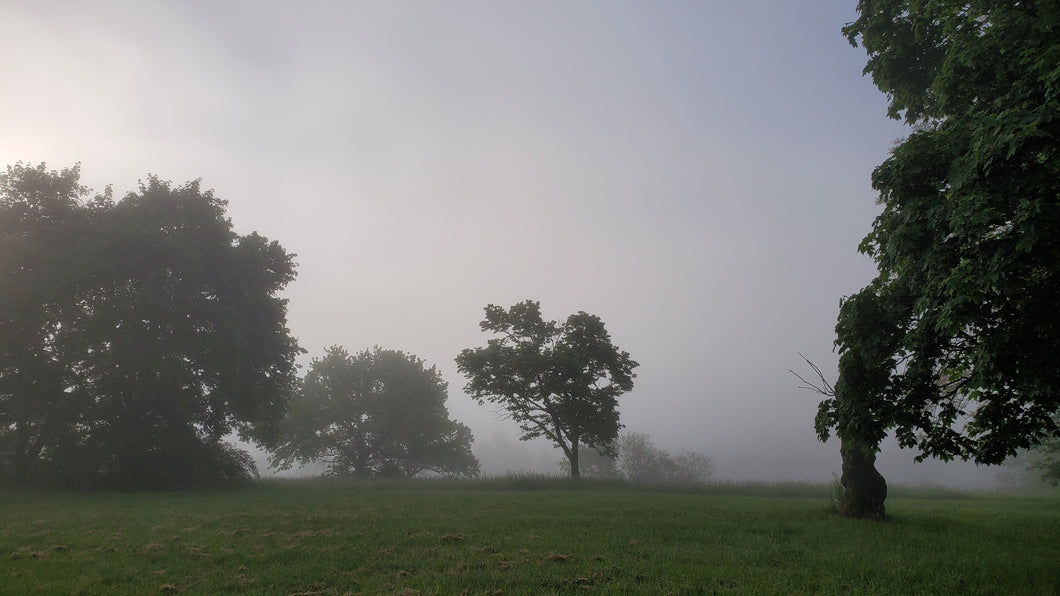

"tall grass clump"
[829,472,846,513]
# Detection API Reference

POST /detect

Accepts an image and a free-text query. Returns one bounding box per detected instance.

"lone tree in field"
[271,346,479,478]
[456,300,637,479]
[816,2,1060,518]
[0,163,300,489]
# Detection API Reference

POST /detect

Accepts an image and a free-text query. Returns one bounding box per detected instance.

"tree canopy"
[0,163,300,489]
[271,346,479,478]
[816,2,1060,517]
[456,300,637,479]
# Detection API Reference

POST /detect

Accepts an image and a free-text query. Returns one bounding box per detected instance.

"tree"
[577,445,623,480]
[456,300,638,479]
[0,163,301,489]
[815,2,1060,518]
[554,442,623,480]
[1028,412,1060,486]
[0,163,88,484]
[671,448,714,485]
[616,432,671,484]
[616,432,712,485]
[271,346,479,478]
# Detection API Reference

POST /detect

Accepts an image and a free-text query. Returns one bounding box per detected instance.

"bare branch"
[789,353,835,396]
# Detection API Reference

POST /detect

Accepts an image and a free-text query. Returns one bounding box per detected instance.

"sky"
[0,1,1007,486]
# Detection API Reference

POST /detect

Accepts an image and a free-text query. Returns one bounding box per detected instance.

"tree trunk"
[568,440,580,480]
[839,438,887,519]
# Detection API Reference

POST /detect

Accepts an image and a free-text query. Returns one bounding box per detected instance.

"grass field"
[1,478,1057,595]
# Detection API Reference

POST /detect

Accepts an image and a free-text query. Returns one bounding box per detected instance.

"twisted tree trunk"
[839,438,887,519]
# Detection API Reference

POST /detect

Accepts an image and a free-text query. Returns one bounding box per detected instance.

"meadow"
[1,478,1057,595]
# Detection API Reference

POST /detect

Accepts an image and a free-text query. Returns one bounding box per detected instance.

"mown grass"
[1,478,1057,595]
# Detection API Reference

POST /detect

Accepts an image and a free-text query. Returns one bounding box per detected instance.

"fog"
[1,1,1004,488]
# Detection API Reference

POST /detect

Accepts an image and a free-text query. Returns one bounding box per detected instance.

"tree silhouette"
[0,163,300,489]
[457,300,637,479]
[272,346,479,478]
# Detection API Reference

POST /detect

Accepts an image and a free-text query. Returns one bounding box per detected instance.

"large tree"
[0,163,300,489]
[456,300,637,479]
[0,163,88,485]
[815,2,1060,518]
[271,346,479,478]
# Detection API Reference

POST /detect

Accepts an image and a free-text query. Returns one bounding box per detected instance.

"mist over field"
[2,1,1011,488]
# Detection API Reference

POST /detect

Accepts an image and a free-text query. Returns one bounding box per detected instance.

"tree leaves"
[0,163,300,489]
[456,300,638,478]
[828,1,1060,469]
[271,346,479,478]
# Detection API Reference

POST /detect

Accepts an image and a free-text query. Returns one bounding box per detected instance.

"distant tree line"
[2,164,640,490]
[1026,412,1060,486]
[566,432,712,485]
[0,163,481,489]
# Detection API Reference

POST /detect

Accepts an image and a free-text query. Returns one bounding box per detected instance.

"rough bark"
[839,438,887,519]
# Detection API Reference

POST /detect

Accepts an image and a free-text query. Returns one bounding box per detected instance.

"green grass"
[1,479,1057,595]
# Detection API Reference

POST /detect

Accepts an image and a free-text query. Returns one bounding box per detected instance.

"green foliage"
[1030,447,1060,486]
[271,346,479,478]
[1028,412,1060,486]
[671,448,714,484]
[456,300,638,479]
[615,432,713,485]
[0,163,300,489]
[819,2,1060,481]
[557,444,623,480]
[828,472,846,514]
[555,433,713,485]
[1,483,1057,594]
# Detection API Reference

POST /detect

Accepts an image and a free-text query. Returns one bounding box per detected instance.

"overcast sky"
[1,1,1006,486]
